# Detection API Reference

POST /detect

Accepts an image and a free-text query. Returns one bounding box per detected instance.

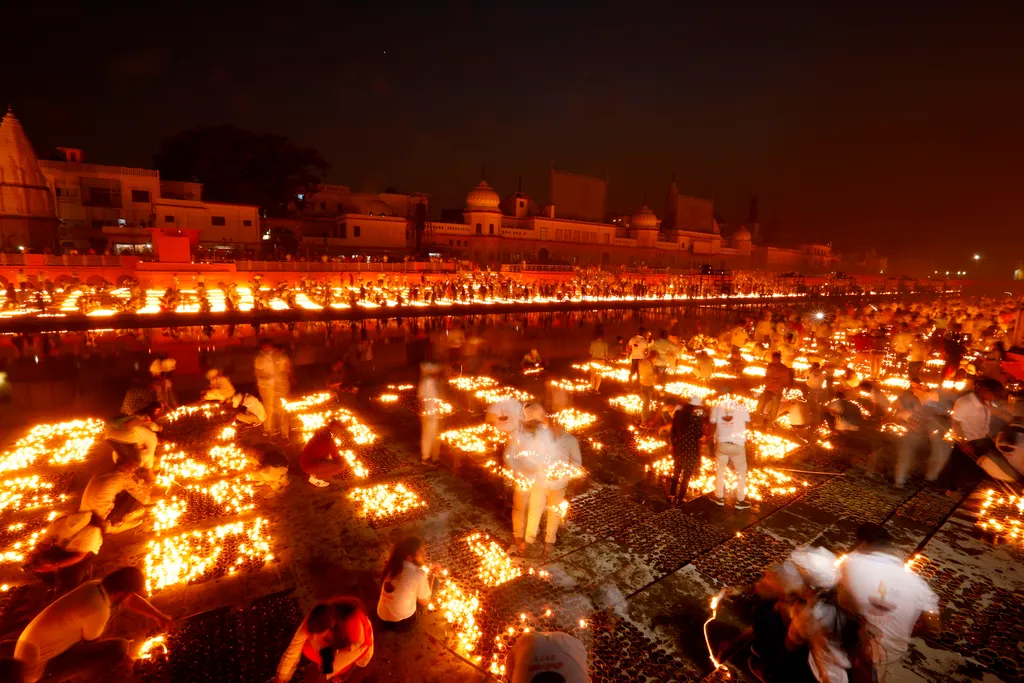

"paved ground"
[0,362,1021,683]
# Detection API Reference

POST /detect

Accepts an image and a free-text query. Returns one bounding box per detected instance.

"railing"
[500,264,576,273]
[234,260,454,273]
[42,255,124,267]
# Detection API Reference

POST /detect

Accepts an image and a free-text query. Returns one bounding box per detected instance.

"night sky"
[6,2,1023,276]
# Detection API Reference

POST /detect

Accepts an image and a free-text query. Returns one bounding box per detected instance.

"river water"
[0,297,890,432]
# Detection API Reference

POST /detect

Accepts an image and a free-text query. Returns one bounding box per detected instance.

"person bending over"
[14,566,172,683]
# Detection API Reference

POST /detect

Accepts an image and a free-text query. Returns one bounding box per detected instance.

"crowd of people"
[0,292,1020,682]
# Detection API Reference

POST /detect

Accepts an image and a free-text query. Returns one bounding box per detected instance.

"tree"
[154,125,329,216]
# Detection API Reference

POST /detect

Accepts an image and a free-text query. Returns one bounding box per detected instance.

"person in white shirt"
[628,327,649,383]
[419,363,444,464]
[14,566,172,683]
[377,537,437,630]
[528,410,583,560]
[25,512,104,593]
[838,524,939,679]
[588,331,609,392]
[231,392,267,426]
[650,329,679,381]
[506,631,590,683]
[504,404,558,556]
[203,368,235,402]
[951,378,1000,450]
[709,399,751,509]
[948,378,1006,491]
[786,547,852,683]
[79,458,151,527]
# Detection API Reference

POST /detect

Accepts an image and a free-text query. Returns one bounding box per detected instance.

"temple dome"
[465,180,501,212]
[363,196,393,216]
[631,205,659,230]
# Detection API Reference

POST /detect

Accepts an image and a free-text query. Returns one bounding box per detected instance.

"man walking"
[628,327,648,383]
[709,398,751,510]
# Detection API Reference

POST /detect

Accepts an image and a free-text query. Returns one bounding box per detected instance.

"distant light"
[815,312,825,320]
[262,234,270,240]
[297,193,305,201]
[18,246,24,252]
[973,253,981,261]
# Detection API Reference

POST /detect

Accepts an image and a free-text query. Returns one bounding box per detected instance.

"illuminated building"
[0,109,59,251]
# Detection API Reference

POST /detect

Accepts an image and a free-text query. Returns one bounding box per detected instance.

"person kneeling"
[276,598,374,683]
[14,566,172,683]
[300,421,347,488]
[377,537,437,631]
[25,512,104,594]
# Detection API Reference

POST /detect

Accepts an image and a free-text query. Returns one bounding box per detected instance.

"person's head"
[854,523,892,553]
[384,537,426,581]
[523,402,547,426]
[638,327,646,335]
[113,454,141,473]
[101,566,146,603]
[810,361,820,371]
[136,401,163,420]
[771,351,782,363]
[329,598,365,645]
[205,369,220,380]
[660,329,668,339]
[976,377,1003,403]
[305,603,337,636]
[530,348,539,357]
[531,673,567,683]
[0,658,25,683]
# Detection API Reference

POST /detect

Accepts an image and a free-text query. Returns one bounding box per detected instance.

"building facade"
[0,111,260,254]
[422,179,858,273]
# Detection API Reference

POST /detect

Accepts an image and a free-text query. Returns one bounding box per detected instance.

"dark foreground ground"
[0,360,1020,683]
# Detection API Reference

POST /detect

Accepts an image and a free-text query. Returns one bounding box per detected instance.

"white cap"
[789,547,838,590]
[688,395,703,406]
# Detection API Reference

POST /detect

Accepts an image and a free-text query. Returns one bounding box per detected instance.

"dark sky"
[6,2,1023,276]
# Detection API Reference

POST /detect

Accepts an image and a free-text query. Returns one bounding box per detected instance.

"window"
[540,228,547,240]
[476,223,482,235]
[55,187,63,197]
[449,239,454,246]
[555,229,562,240]
[164,215,175,223]
[211,216,226,226]
[354,226,361,237]
[339,225,347,239]
[243,220,252,227]
[603,234,610,244]
[489,223,494,234]
[130,189,151,203]
[518,200,524,208]
[338,203,345,211]
[573,230,580,242]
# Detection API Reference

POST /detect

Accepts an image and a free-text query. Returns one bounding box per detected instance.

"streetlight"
[973,254,981,261]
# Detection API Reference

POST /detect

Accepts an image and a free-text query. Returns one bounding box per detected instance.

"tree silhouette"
[154,125,328,217]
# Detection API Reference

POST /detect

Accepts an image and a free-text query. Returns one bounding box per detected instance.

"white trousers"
[421,416,440,462]
[714,441,747,502]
